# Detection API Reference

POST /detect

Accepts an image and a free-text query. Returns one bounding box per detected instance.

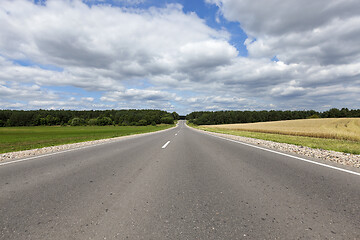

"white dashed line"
[162,141,171,149]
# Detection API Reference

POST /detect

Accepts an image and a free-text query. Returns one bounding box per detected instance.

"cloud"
[0,0,359,113]
[0,102,27,109]
[81,97,94,102]
[208,0,360,66]
[0,0,239,112]
[208,0,360,35]
[183,95,251,112]
[0,1,231,78]
[101,88,177,102]
[84,0,146,6]
[25,99,115,110]
[0,82,58,100]
[0,80,114,110]
[179,40,237,70]
[270,81,306,97]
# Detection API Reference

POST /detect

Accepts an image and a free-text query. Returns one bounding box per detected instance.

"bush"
[160,117,174,124]
[96,117,112,126]
[138,119,147,126]
[69,117,85,126]
[88,118,98,125]
[307,114,321,119]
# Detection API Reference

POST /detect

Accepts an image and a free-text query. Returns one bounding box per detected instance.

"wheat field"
[202,118,360,142]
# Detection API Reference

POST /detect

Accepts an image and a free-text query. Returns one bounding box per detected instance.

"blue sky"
[1,0,359,114]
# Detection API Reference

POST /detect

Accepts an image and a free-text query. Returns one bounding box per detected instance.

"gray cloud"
[0,0,359,113]
[0,82,58,101]
[209,0,360,66]
[209,0,360,35]
[101,89,178,102]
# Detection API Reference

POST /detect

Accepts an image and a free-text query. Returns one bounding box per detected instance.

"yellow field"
[202,118,360,142]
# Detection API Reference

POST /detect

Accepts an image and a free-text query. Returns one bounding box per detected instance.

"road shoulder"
[188,124,360,173]
[0,124,178,164]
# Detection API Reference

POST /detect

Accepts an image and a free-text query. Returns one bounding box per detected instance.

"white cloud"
[81,97,94,102]
[184,95,249,111]
[0,1,230,77]
[85,0,147,5]
[0,0,359,113]
[208,0,360,65]
[270,81,306,97]
[0,56,124,91]
[26,99,116,110]
[179,40,237,70]
[0,82,58,100]
[0,102,26,109]
[101,89,177,102]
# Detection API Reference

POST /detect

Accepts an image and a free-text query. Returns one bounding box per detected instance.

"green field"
[190,119,360,154]
[0,124,173,154]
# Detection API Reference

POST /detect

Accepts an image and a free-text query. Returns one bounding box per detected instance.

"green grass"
[191,124,360,155]
[0,124,173,154]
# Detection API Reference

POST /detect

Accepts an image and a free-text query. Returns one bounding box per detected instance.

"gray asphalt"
[0,120,359,239]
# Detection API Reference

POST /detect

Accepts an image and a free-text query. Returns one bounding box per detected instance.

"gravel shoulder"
[192,127,360,169]
[0,125,176,163]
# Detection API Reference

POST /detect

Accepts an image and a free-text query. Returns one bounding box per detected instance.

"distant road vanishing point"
[0,120,359,239]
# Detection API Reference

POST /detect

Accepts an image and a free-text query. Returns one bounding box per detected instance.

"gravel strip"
[0,127,175,163]
[195,128,360,168]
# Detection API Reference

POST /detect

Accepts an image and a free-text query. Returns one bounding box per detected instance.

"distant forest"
[186,108,360,125]
[0,109,179,127]
[2,108,360,127]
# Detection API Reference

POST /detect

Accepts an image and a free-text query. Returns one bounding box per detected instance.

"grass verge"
[0,124,173,154]
[190,123,360,155]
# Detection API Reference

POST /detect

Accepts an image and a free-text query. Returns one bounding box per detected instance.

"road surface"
[0,120,359,239]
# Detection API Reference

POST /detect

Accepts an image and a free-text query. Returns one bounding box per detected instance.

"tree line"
[0,109,180,127]
[186,108,360,125]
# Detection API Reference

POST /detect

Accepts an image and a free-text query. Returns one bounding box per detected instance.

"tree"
[138,119,147,126]
[160,117,174,124]
[69,117,85,126]
[172,112,179,120]
[88,118,98,126]
[96,117,113,126]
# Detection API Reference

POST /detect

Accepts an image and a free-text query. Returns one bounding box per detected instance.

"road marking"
[0,126,178,168]
[0,144,104,167]
[162,141,170,149]
[195,129,360,177]
[175,133,178,136]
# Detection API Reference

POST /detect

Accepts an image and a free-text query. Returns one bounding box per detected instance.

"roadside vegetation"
[0,124,174,154]
[189,118,360,154]
[0,109,179,127]
[186,108,360,125]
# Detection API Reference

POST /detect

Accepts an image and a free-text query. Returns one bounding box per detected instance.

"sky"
[0,0,359,115]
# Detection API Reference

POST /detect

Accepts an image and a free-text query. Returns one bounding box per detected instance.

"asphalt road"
[0,120,359,239]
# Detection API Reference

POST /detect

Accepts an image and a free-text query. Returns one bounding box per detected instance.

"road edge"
[0,123,178,165]
[186,122,360,175]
